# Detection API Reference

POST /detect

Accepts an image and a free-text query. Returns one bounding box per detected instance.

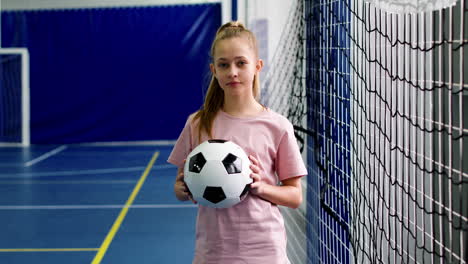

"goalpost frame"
[0,48,30,146]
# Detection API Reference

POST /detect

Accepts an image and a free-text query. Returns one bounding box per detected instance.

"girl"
[167,21,307,264]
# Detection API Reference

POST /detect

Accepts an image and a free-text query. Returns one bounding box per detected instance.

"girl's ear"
[256,59,264,72]
[210,63,216,75]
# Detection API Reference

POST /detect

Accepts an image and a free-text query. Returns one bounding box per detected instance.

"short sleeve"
[167,117,193,168]
[275,121,308,181]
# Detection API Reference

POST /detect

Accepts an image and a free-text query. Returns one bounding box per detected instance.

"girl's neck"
[222,96,264,118]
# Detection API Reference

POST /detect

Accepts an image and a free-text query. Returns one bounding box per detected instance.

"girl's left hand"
[248,155,267,196]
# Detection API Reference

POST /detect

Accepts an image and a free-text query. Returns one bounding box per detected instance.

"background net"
[0,53,22,144]
[262,0,468,263]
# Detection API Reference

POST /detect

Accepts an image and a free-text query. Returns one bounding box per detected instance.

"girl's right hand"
[174,168,197,204]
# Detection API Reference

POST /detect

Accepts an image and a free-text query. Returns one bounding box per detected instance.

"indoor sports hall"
[0,0,466,263]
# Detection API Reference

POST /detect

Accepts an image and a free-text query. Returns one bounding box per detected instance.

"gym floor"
[0,144,197,264]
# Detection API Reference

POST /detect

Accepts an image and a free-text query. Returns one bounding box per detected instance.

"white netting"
[365,0,458,13]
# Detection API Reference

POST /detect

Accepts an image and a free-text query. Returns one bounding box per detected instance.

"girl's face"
[210,36,263,98]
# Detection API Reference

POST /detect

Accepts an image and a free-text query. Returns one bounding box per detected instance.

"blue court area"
[0,144,197,264]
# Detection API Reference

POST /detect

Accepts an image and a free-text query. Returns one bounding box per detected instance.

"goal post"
[0,48,30,146]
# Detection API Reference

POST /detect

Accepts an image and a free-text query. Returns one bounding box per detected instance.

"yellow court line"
[91,151,159,264]
[0,248,98,252]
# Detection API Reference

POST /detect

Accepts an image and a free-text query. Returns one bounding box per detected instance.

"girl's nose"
[229,67,238,78]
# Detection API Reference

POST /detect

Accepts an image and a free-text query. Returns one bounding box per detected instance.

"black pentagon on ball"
[208,139,227,143]
[188,152,206,173]
[203,186,226,204]
[222,153,242,174]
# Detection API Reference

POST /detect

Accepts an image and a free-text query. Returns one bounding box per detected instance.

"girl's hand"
[248,155,303,208]
[248,155,267,196]
[174,164,197,204]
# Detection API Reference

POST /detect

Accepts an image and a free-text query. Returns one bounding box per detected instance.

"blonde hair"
[193,21,261,141]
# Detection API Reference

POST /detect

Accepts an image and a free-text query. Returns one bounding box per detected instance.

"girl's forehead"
[214,37,256,58]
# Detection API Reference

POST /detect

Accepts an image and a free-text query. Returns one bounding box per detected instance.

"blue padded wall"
[2,4,221,144]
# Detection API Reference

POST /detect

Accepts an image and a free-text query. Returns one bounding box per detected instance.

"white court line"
[0,180,137,185]
[0,166,145,178]
[24,145,68,167]
[0,204,198,210]
[0,164,176,178]
[77,140,176,146]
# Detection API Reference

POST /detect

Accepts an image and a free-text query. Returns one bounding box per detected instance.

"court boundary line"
[0,204,198,210]
[0,180,137,185]
[0,164,176,178]
[0,248,98,252]
[77,140,176,146]
[91,151,159,264]
[24,145,68,167]
[0,140,176,148]
[0,166,145,178]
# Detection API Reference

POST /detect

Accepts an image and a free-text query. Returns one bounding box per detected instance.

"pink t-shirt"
[167,108,307,264]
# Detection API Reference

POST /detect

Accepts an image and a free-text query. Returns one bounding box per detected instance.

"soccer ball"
[184,139,253,208]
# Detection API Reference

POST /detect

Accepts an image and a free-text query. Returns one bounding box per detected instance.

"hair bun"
[217,21,246,34]
[226,21,245,28]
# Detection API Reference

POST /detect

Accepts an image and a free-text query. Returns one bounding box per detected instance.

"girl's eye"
[218,63,228,68]
[238,61,246,66]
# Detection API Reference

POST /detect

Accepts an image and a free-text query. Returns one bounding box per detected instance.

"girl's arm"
[249,155,303,209]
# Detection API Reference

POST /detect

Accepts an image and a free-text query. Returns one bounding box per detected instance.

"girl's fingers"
[188,194,197,204]
[248,155,258,165]
[177,185,195,202]
[249,164,260,173]
[248,156,263,174]
[250,172,261,182]
[176,171,185,181]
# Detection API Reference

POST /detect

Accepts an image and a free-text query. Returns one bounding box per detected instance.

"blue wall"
[2,4,221,144]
